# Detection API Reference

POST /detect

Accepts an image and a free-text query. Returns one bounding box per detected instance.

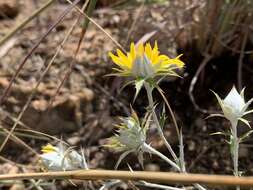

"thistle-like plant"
[109,41,184,160]
[108,42,206,190]
[212,86,253,180]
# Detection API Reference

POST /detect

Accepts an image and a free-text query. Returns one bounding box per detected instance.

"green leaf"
[133,78,145,102]
[210,131,228,136]
[115,149,134,169]
[243,109,253,116]
[239,130,253,143]
[239,118,251,128]
[119,80,134,93]
[210,90,224,111]
[159,103,167,130]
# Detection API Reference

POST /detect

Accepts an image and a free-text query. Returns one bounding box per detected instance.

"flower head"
[106,110,151,168]
[109,42,184,79]
[40,143,85,171]
[212,86,253,125]
[108,111,149,151]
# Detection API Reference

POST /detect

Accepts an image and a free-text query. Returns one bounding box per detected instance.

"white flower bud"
[213,86,253,124]
[40,144,85,171]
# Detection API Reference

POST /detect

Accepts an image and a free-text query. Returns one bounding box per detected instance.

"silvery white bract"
[212,86,253,125]
[117,117,146,150]
[40,144,85,171]
[132,55,156,78]
[107,110,150,169]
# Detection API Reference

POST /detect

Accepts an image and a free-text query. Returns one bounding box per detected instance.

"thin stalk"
[179,129,186,173]
[46,0,95,110]
[137,180,185,190]
[142,143,180,171]
[145,83,206,190]
[0,0,80,105]
[0,1,81,153]
[81,0,97,31]
[64,0,125,52]
[237,27,248,91]
[231,120,240,190]
[144,83,178,163]
[0,170,253,187]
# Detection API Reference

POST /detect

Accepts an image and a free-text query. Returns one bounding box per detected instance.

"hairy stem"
[231,120,240,190]
[144,82,206,190]
[144,83,178,163]
[142,143,180,171]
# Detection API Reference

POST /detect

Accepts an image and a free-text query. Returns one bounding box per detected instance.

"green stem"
[142,143,180,171]
[231,120,240,190]
[144,82,206,190]
[144,83,178,163]
[81,0,98,29]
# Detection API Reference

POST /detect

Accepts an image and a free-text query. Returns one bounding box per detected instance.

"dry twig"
[0,170,253,187]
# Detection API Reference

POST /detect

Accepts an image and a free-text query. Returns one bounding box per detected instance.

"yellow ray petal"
[130,42,136,60]
[117,49,131,68]
[109,52,124,67]
[144,43,152,61]
[41,144,56,153]
[152,41,159,60]
[137,43,144,56]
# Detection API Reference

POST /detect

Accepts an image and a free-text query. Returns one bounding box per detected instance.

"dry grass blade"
[65,0,126,52]
[75,0,95,55]
[0,0,80,105]
[0,0,81,154]
[188,54,212,114]
[46,1,92,111]
[125,0,145,45]
[0,170,253,187]
[0,126,38,155]
[237,27,248,91]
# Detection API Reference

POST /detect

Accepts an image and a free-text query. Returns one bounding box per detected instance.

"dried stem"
[0,170,252,187]
[46,1,90,110]
[64,0,126,52]
[0,0,81,153]
[0,0,80,105]
[237,27,248,91]
[188,54,212,113]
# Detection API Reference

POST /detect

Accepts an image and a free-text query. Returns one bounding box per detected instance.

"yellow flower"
[108,42,184,78]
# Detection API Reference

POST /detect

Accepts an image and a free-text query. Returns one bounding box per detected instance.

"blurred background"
[0,0,253,189]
